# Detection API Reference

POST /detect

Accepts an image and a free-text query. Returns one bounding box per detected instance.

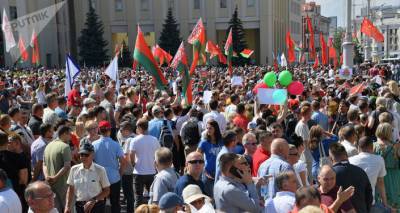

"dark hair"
[290,134,304,149]
[341,125,356,140]
[295,186,321,207]
[223,131,237,147]
[40,124,53,137]
[347,110,360,123]
[219,153,239,173]
[206,120,222,142]
[93,106,106,117]
[230,94,239,103]
[209,100,219,110]
[104,89,113,99]
[0,131,8,146]
[57,125,71,138]
[358,136,373,150]
[329,142,347,161]
[136,118,149,131]
[120,121,133,132]
[57,96,66,105]
[32,104,43,114]
[236,103,246,114]
[276,171,294,191]
[164,108,173,118]
[45,93,57,105]
[8,107,20,117]
[0,168,8,184]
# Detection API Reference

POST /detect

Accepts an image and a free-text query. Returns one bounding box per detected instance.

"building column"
[342,0,353,69]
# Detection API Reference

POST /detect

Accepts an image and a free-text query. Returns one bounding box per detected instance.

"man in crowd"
[242,132,257,172]
[28,104,44,139]
[149,147,179,204]
[340,125,358,157]
[329,143,373,213]
[0,168,22,212]
[175,151,206,196]
[9,106,35,145]
[100,89,117,138]
[214,153,260,212]
[203,100,226,133]
[25,181,57,213]
[215,131,237,181]
[92,121,126,213]
[43,125,72,212]
[65,142,110,213]
[265,171,298,213]
[43,93,59,127]
[31,124,53,181]
[252,131,273,176]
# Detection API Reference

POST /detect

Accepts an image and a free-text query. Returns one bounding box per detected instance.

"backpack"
[159,120,174,149]
[181,118,201,146]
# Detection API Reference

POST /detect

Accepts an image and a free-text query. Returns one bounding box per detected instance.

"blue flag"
[64,54,80,96]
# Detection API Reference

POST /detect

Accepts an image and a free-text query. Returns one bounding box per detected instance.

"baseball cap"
[158,192,185,210]
[98,121,112,129]
[247,122,257,130]
[79,142,94,154]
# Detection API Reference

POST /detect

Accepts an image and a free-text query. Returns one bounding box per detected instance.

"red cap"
[98,121,111,129]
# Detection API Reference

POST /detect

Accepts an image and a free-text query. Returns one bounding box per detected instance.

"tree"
[333,27,345,55]
[78,0,108,67]
[353,42,363,65]
[158,7,181,56]
[118,40,133,68]
[227,6,248,66]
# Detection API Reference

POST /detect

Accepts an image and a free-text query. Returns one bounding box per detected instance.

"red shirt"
[233,114,249,132]
[290,204,333,213]
[252,146,270,176]
[67,89,81,107]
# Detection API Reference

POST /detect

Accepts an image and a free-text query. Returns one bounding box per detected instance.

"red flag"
[171,42,192,105]
[328,37,338,68]
[30,29,40,65]
[188,18,206,75]
[361,17,384,42]
[225,28,233,76]
[206,40,226,64]
[18,37,28,61]
[306,17,315,59]
[132,60,137,70]
[319,33,328,65]
[350,82,367,96]
[240,49,254,58]
[286,32,295,63]
[313,54,319,69]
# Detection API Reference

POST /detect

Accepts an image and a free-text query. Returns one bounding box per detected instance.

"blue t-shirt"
[148,118,173,139]
[54,107,68,120]
[93,136,124,184]
[198,139,223,177]
[233,143,245,155]
[311,135,339,179]
[175,174,206,197]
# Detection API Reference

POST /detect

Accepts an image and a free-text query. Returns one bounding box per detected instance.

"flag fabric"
[225,28,233,75]
[171,42,192,105]
[1,9,16,52]
[132,60,137,70]
[319,33,328,65]
[152,45,173,66]
[105,56,120,90]
[361,17,384,43]
[240,49,254,58]
[188,18,206,75]
[206,41,226,64]
[30,29,40,65]
[160,48,173,65]
[286,32,295,63]
[272,52,278,71]
[133,26,168,90]
[65,54,81,97]
[350,82,367,96]
[313,54,319,69]
[18,37,29,61]
[300,53,306,64]
[306,16,315,59]
[280,53,287,67]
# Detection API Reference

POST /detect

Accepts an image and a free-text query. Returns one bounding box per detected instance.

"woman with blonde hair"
[374,123,400,208]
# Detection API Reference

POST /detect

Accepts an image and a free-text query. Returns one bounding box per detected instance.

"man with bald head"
[25,181,58,213]
[174,151,206,196]
[258,138,293,200]
[317,165,355,213]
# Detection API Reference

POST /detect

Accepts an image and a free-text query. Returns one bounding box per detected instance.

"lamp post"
[364,0,372,62]
[342,0,354,69]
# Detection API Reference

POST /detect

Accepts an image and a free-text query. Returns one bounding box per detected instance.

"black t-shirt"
[28,115,43,136]
[0,150,27,193]
[0,90,10,114]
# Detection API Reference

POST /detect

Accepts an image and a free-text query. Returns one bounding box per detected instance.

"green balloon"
[278,70,293,87]
[263,72,277,87]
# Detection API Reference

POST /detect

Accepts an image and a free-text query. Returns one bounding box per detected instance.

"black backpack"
[181,118,201,146]
[159,120,174,149]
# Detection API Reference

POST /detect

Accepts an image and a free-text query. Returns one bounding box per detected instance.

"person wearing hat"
[92,121,126,213]
[80,98,96,117]
[65,142,110,213]
[182,184,214,212]
[158,192,185,213]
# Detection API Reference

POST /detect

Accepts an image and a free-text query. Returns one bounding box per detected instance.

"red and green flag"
[286,31,295,63]
[188,18,206,75]
[30,29,40,65]
[152,44,173,66]
[206,40,226,64]
[240,49,254,58]
[18,37,29,62]
[225,28,233,76]
[133,26,168,90]
[171,42,192,105]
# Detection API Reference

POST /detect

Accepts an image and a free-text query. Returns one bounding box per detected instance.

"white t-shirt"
[349,152,386,203]
[295,120,309,142]
[0,188,22,213]
[341,140,358,157]
[294,160,309,187]
[129,134,160,175]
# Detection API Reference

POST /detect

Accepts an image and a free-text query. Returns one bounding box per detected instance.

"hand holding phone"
[229,166,253,184]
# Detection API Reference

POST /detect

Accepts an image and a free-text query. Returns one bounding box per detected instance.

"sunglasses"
[289,153,299,156]
[80,153,90,157]
[188,160,205,165]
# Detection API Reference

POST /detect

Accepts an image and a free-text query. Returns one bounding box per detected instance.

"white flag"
[2,9,16,52]
[65,54,80,97]
[280,53,287,67]
[105,56,120,90]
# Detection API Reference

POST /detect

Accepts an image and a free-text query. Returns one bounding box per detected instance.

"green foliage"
[227,6,248,66]
[353,43,363,65]
[333,27,345,55]
[159,7,181,56]
[78,0,109,67]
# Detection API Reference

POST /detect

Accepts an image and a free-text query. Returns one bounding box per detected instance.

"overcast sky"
[306,0,400,27]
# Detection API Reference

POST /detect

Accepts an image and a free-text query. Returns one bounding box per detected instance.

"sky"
[306,0,400,27]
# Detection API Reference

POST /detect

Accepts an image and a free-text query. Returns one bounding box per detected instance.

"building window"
[9,6,17,20]
[115,0,123,11]
[141,0,149,11]
[220,0,227,8]
[247,0,255,7]
[194,0,200,9]
[168,0,174,9]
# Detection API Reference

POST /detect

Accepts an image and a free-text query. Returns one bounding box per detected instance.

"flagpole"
[342,0,354,69]
[364,0,372,62]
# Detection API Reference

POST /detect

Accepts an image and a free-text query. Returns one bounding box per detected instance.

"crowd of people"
[0,61,399,213]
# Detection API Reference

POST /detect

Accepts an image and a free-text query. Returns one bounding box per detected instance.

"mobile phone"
[229,166,243,179]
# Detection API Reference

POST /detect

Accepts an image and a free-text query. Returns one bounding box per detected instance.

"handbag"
[319,141,331,168]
